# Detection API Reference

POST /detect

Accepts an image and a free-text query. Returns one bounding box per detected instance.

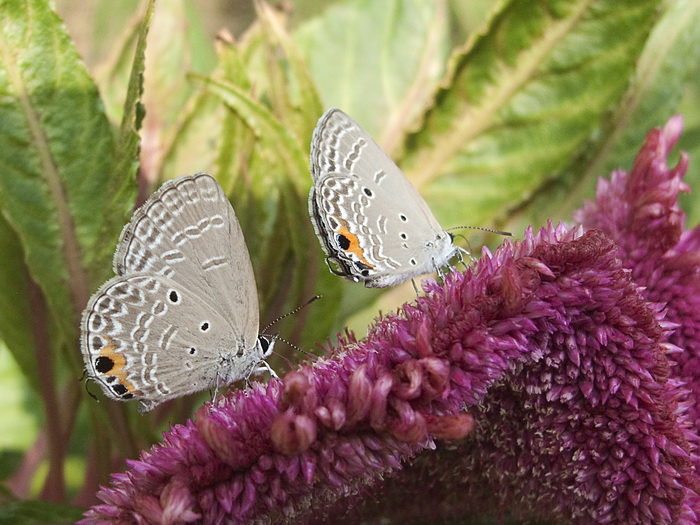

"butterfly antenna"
[262,333,317,361]
[262,295,322,332]
[447,225,513,237]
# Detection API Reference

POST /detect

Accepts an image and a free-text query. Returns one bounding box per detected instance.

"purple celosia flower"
[81,118,700,524]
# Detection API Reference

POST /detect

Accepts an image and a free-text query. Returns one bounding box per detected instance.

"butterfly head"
[257,334,275,359]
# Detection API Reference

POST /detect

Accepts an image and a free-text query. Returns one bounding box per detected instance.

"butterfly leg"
[455,245,475,270]
[251,359,279,380]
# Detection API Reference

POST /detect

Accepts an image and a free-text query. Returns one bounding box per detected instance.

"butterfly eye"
[258,336,274,357]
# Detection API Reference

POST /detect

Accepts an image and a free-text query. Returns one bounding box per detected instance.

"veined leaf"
[401,0,661,232]
[256,1,323,145]
[0,216,37,388]
[193,75,309,183]
[294,0,450,150]
[0,0,116,339]
[527,0,700,228]
[93,0,154,281]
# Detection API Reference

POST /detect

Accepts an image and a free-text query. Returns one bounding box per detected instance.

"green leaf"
[0,500,84,525]
[160,33,251,185]
[93,0,155,280]
[0,216,37,388]
[295,0,450,147]
[0,0,116,341]
[528,0,700,227]
[192,75,309,179]
[400,0,661,233]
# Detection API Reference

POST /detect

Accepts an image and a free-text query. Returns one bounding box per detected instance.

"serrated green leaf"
[160,35,252,185]
[193,75,309,179]
[93,0,154,280]
[294,0,449,146]
[92,7,143,126]
[400,0,661,234]
[527,0,700,226]
[256,1,323,144]
[0,0,115,339]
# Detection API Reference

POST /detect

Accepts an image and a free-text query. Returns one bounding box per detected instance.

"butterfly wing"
[309,109,455,287]
[114,173,259,341]
[81,173,261,412]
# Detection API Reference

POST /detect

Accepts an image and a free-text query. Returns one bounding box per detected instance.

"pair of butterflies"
[81,109,466,412]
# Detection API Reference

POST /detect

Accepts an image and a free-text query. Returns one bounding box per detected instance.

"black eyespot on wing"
[363,188,373,197]
[400,233,407,239]
[95,356,114,374]
[336,234,351,250]
[361,269,370,277]
[122,393,134,400]
[168,289,180,304]
[399,214,408,222]
[113,384,127,395]
[189,347,196,355]
[200,322,209,332]
[410,259,417,266]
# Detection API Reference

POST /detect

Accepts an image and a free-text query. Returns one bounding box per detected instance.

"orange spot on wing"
[336,222,374,268]
[98,340,140,395]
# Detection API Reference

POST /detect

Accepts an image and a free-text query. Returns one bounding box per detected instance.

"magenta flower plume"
[82,118,700,524]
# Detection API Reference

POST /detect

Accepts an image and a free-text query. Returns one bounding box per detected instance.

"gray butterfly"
[309,108,457,288]
[81,173,273,413]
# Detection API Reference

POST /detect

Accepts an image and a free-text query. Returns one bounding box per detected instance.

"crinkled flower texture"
[82,118,700,525]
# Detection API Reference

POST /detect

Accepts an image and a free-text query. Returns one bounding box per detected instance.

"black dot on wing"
[400,233,407,239]
[363,187,373,197]
[336,234,351,250]
[361,269,370,277]
[95,356,114,374]
[168,289,180,304]
[113,384,127,395]
[410,259,417,266]
[400,214,408,222]
[123,393,134,400]
[200,322,209,332]
[190,347,196,355]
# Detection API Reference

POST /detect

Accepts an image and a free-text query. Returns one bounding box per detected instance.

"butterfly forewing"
[113,173,259,340]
